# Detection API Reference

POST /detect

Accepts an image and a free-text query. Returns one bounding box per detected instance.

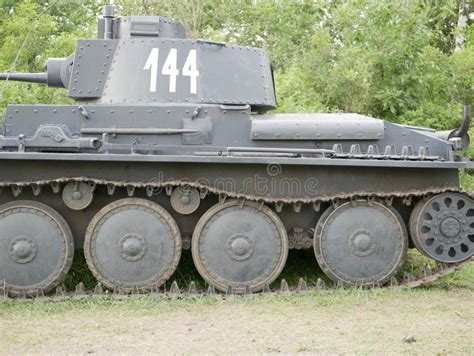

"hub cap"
[226,234,255,261]
[349,230,376,257]
[119,233,146,262]
[9,236,38,264]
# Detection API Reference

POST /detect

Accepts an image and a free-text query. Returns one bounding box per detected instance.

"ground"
[0,263,472,355]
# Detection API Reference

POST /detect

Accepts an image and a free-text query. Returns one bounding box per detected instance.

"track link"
[0,177,472,299]
[1,258,471,300]
[0,176,463,205]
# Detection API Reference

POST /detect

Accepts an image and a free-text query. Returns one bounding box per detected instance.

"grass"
[63,248,472,293]
[0,250,471,317]
[0,264,472,316]
[1,284,472,354]
[62,249,329,292]
[0,258,472,354]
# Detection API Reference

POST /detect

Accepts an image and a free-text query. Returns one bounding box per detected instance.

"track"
[0,176,463,205]
[1,258,471,300]
[0,178,472,299]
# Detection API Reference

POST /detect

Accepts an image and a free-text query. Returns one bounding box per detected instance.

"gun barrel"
[0,73,48,84]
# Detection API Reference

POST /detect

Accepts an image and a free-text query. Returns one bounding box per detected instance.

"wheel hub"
[9,236,37,264]
[72,191,83,200]
[349,229,375,257]
[440,216,461,238]
[118,233,146,261]
[180,195,191,205]
[226,234,255,261]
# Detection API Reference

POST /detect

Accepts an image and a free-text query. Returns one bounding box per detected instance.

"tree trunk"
[455,1,469,52]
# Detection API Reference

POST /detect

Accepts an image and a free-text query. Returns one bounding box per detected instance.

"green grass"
[1,273,471,354]
[63,248,472,293]
[0,248,467,318]
[0,263,472,316]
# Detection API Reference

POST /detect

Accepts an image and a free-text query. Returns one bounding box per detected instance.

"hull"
[0,155,461,247]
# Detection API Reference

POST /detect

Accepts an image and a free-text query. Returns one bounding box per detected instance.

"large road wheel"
[0,201,74,297]
[314,200,408,285]
[84,198,181,291]
[409,192,474,263]
[192,200,288,293]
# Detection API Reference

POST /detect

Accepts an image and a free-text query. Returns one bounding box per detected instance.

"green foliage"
[269,0,472,122]
[0,0,97,117]
[0,0,472,178]
[0,0,471,120]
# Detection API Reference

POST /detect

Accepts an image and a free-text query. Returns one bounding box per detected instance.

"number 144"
[144,48,199,95]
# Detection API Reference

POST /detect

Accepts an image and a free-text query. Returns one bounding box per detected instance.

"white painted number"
[144,48,199,95]
[143,48,159,92]
[162,48,179,93]
[183,49,199,94]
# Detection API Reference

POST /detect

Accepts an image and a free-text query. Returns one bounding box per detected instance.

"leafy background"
[0,0,473,185]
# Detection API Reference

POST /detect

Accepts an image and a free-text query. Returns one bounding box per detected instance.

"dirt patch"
[0,290,472,354]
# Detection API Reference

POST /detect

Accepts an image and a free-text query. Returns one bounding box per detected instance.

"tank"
[0,5,473,296]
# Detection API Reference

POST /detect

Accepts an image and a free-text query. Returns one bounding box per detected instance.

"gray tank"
[0,5,473,296]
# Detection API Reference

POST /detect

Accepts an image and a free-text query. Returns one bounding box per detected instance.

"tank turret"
[0,4,276,111]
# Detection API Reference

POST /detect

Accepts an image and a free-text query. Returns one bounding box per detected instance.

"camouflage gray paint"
[0,5,472,296]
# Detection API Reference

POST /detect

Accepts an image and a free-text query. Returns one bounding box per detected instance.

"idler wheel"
[409,193,474,263]
[0,201,74,296]
[192,200,288,293]
[314,200,408,285]
[84,198,181,291]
